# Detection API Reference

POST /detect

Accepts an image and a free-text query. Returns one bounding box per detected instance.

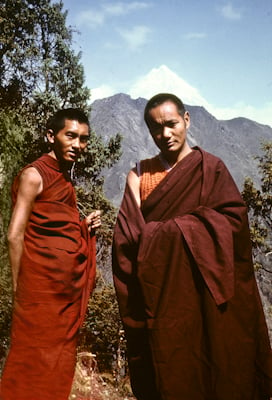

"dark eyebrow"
[66,131,90,136]
[149,118,179,128]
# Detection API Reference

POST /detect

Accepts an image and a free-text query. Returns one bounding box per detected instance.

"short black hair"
[144,93,186,126]
[46,108,90,135]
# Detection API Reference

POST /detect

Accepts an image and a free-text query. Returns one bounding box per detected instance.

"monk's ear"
[184,111,190,129]
[46,129,55,144]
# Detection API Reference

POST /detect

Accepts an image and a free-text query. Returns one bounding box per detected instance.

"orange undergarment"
[140,155,168,202]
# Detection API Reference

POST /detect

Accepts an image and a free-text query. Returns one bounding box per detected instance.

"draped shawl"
[112,147,272,400]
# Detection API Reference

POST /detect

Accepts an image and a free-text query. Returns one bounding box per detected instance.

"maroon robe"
[112,147,272,400]
[1,155,96,400]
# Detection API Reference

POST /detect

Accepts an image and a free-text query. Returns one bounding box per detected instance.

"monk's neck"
[162,145,193,169]
[47,151,73,173]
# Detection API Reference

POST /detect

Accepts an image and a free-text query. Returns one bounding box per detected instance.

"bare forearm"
[8,237,24,293]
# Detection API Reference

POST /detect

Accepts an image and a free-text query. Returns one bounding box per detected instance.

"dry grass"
[69,352,136,400]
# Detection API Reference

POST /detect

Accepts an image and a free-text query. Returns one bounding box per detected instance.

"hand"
[86,210,101,232]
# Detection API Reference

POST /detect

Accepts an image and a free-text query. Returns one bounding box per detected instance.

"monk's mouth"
[68,151,78,157]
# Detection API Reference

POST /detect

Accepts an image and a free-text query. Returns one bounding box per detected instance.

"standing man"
[112,93,272,400]
[1,108,101,400]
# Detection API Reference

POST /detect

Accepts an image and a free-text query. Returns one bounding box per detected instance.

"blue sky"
[62,0,272,127]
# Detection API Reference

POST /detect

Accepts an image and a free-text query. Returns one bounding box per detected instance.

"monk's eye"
[80,136,89,143]
[166,121,177,128]
[151,126,163,136]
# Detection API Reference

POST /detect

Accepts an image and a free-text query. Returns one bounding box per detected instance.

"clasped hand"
[86,210,101,232]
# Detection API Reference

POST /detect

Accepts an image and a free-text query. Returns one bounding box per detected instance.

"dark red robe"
[1,154,96,400]
[112,147,272,400]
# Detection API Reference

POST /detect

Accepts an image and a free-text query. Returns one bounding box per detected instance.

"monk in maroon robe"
[1,109,101,400]
[112,93,272,400]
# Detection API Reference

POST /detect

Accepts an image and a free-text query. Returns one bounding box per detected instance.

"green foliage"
[74,131,122,186]
[0,111,38,231]
[0,0,90,125]
[242,142,272,270]
[74,132,122,264]
[78,281,125,373]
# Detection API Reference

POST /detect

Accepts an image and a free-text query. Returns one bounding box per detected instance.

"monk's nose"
[72,137,80,149]
[162,126,171,138]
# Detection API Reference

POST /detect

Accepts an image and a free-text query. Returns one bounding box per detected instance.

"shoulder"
[127,154,162,186]
[127,167,141,207]
[127,154,160,179]
[139,155,162,175]
[140,155,160,166]
[195,147,238,191]
[17,166,43,196]
[20,166,42,183]
[127,167,139,185]
[196,147,228,170]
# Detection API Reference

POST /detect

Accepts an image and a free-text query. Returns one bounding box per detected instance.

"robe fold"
[1,154,96,400]
[112,147,272,400]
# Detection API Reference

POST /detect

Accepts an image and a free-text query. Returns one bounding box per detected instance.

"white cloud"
[76,2,151,29]
[102,2,150,16]
[76,10,105,28]
[118,25,151,49]
[90,85,116,102]
[210,102,272,127]
[220,3,242,20]
[184,32,207,40]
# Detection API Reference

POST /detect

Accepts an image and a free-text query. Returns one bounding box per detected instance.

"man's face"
[147,101,190,164]
[47,119,89,164]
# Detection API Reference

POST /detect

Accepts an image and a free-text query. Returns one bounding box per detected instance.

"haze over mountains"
[90,93,272,207]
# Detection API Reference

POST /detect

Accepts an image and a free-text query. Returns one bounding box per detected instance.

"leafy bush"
[242,142,272,271]
[78,279,126,374]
